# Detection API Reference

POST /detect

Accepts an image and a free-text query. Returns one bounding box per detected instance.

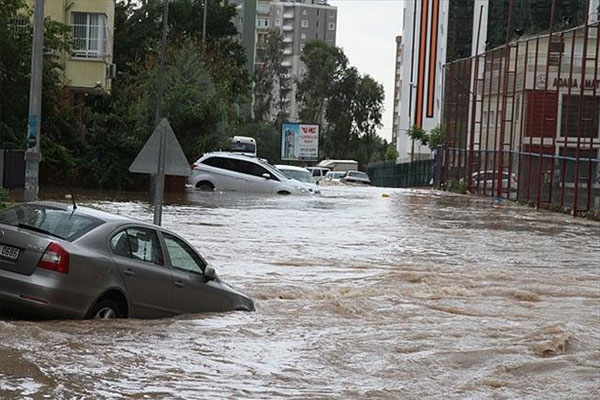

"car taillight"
[38,242,69,273]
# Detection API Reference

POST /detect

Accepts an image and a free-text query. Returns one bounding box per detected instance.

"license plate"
[0,245,20,261]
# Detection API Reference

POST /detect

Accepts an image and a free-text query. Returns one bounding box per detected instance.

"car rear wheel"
[196,181,215,192]
[88,299,124,319]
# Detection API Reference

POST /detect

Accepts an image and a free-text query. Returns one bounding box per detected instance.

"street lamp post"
[407,82,416,162]
[24,0,45,202]
[202,0,208,43]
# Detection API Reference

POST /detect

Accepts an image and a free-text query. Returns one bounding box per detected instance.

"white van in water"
[230,136,257,157]
[306,167,330,183]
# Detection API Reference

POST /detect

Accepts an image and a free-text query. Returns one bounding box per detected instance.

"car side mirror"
[204,266,217,281]
[262,173,271,180]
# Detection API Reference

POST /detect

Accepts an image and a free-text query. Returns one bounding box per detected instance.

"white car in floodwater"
[189,152,315,195]
[321,171,346,185]
[275,165,321,194]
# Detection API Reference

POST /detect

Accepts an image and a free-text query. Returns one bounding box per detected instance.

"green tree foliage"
[353,74,384,164]
[114,0,241,74]
[384,144,399,161]
[132,42,229,161]
[426,124,445,151]
[297,40,348,124]
[298,41,385,168]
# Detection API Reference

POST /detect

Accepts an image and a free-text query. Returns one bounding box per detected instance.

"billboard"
[281,123,319,161]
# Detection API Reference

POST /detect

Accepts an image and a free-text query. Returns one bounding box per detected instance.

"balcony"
[256,3,270,15]
[283,36,293,43]
[283,48,293,55]
[281,60,292,67]
[283,24,294,32]
[283,13,294,19]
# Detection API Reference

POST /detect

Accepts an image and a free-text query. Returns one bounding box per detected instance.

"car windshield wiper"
[17,223,65,240]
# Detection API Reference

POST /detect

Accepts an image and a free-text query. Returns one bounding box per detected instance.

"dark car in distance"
[0,202,254,319]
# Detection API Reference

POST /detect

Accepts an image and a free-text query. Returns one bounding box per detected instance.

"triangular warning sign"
[129,118,191,177]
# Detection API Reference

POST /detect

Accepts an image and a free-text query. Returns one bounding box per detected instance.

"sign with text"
[281,123,319,161]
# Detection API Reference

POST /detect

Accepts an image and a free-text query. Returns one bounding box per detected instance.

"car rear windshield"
[0,204,104,241]
[230,142,256,153]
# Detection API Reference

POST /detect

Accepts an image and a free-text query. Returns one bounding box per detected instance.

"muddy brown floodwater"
[1,186,599,399]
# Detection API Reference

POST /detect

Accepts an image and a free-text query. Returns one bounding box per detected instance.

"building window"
[301,43,305,51]
[71,12,107,59]
[561,95,600,138]
[303,10,308,15]
[549,38,564,66]
[301,33,307,40]
[257,18,269,28]
[329,11,335,18]
[275,18,281,26]
[328,22,335,30]
[301,19,308,28]
[9,15,28,33]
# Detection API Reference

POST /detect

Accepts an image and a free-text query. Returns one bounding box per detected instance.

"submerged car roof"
[28,201,137,223]
[199,151,260,161]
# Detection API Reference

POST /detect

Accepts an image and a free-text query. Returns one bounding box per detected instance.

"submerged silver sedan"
[0,202,254,319]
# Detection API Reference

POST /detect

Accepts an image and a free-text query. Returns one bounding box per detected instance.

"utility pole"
[202,0,208,43]
[24,0,45,202]
[153,0,170,226]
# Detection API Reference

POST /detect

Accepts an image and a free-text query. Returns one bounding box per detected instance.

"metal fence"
[441,14,600,217]
[368,159,434,188]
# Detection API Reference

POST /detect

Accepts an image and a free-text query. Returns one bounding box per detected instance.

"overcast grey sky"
[328,0,403,142]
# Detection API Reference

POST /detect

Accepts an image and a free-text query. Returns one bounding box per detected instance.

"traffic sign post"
[129,118,191,226]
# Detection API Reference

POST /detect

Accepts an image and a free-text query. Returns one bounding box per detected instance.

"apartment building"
[27,0,115,95]
[391,35,402,149]
[229,0,257,76]
[253,0,338,121]
[396,1,450,162]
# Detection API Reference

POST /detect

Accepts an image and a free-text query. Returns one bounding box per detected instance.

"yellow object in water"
[381,193,390,198]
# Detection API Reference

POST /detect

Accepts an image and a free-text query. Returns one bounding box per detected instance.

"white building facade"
[396,0,450,162]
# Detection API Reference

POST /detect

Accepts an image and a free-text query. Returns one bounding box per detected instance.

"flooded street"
[1,186,599,399]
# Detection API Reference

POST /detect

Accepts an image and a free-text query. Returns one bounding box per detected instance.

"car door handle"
[174,280,184,288]
[123,268,135,277]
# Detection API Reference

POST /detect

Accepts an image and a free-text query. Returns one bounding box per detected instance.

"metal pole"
[24,0,45,202]
[153,0,170,226]
[467,5,485,194]
[496,0,514,198]
[534,0,556,208]
[155,0,169,125]
[573,0,592,216]
[202,0,208,43]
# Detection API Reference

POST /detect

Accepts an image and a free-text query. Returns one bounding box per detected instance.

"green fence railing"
[367,159,434,188]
